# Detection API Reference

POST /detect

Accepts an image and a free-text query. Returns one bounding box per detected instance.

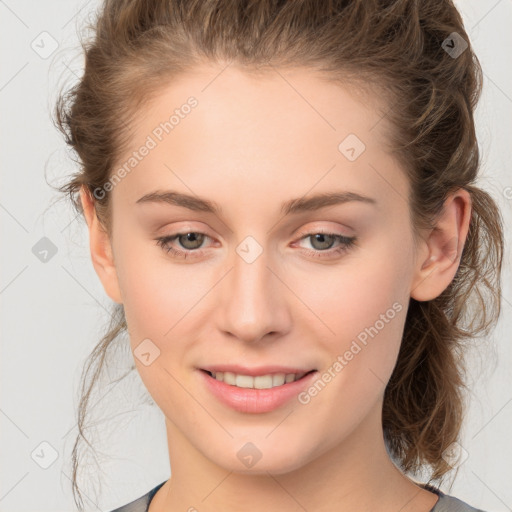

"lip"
[197,368,318,413]
[199,364,316,377]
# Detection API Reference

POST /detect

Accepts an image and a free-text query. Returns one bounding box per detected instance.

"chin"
[203,438,314,475]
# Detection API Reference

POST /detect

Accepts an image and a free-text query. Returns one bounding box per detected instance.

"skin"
[80,64,472,512]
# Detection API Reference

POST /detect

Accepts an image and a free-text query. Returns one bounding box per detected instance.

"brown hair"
[52,1,504,510]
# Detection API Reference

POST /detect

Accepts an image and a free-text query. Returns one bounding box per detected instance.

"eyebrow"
[135,189,377,216]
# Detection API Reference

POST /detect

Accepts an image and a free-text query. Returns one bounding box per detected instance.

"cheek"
[114,236,208,341]
[299,242,408,333]
[295,242,410,391]
[112,238,205,409]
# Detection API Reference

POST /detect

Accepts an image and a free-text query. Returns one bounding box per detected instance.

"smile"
[204,370,314,389]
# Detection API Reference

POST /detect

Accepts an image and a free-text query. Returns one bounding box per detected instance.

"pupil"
[312,233,333,250]
[181,232,203,249]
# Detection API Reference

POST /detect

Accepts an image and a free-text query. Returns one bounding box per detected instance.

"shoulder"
[430,489,487,512]
[108,481,167,512]
[418,482,486,512]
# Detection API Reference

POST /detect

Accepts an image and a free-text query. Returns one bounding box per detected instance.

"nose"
[217,242,292,344]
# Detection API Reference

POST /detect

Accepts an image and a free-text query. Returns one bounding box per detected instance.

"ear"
[79,186,123,304]
[410,188,472,302]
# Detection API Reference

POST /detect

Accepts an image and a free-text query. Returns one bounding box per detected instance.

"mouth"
[200,368,317,390]
[198,367,319,413]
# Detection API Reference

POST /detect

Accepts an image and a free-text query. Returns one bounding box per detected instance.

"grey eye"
[307,233,337,250]
[177,232,206,250]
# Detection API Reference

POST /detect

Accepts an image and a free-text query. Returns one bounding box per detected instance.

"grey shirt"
[109,480,486,512]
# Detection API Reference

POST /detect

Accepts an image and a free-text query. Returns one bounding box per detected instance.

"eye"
[293,230,357,259]
[155,229,357,260]
[155,232,211,259]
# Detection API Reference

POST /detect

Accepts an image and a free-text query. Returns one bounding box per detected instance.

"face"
[94,64,424,474]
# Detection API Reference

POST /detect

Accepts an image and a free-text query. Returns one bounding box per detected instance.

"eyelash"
[155,229,357,260]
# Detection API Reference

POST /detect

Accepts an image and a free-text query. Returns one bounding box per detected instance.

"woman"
[53,1,504,511]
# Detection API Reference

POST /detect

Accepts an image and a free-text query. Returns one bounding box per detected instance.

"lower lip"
[198,369,318,413]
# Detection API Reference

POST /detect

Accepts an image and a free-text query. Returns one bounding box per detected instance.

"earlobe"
[79,186,123,304]
[410,189,472,302]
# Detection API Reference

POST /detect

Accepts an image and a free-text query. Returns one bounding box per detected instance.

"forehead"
[138,64,390,147]
[113,64,408,217]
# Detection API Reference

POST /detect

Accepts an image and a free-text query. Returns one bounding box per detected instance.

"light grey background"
[1,0,511,511]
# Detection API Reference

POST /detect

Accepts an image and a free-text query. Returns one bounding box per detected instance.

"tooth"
[254,375,274,389]
[211,371,306,388]
[235,374,254,388]
[224,372,236,385]
[272,373,286,386]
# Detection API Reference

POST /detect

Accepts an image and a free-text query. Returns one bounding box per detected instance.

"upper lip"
[199,364,317,377]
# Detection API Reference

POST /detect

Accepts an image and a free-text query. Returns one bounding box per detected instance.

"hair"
[52,0,504,510]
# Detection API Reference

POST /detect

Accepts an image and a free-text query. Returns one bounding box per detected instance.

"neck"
[151,402,439,512]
